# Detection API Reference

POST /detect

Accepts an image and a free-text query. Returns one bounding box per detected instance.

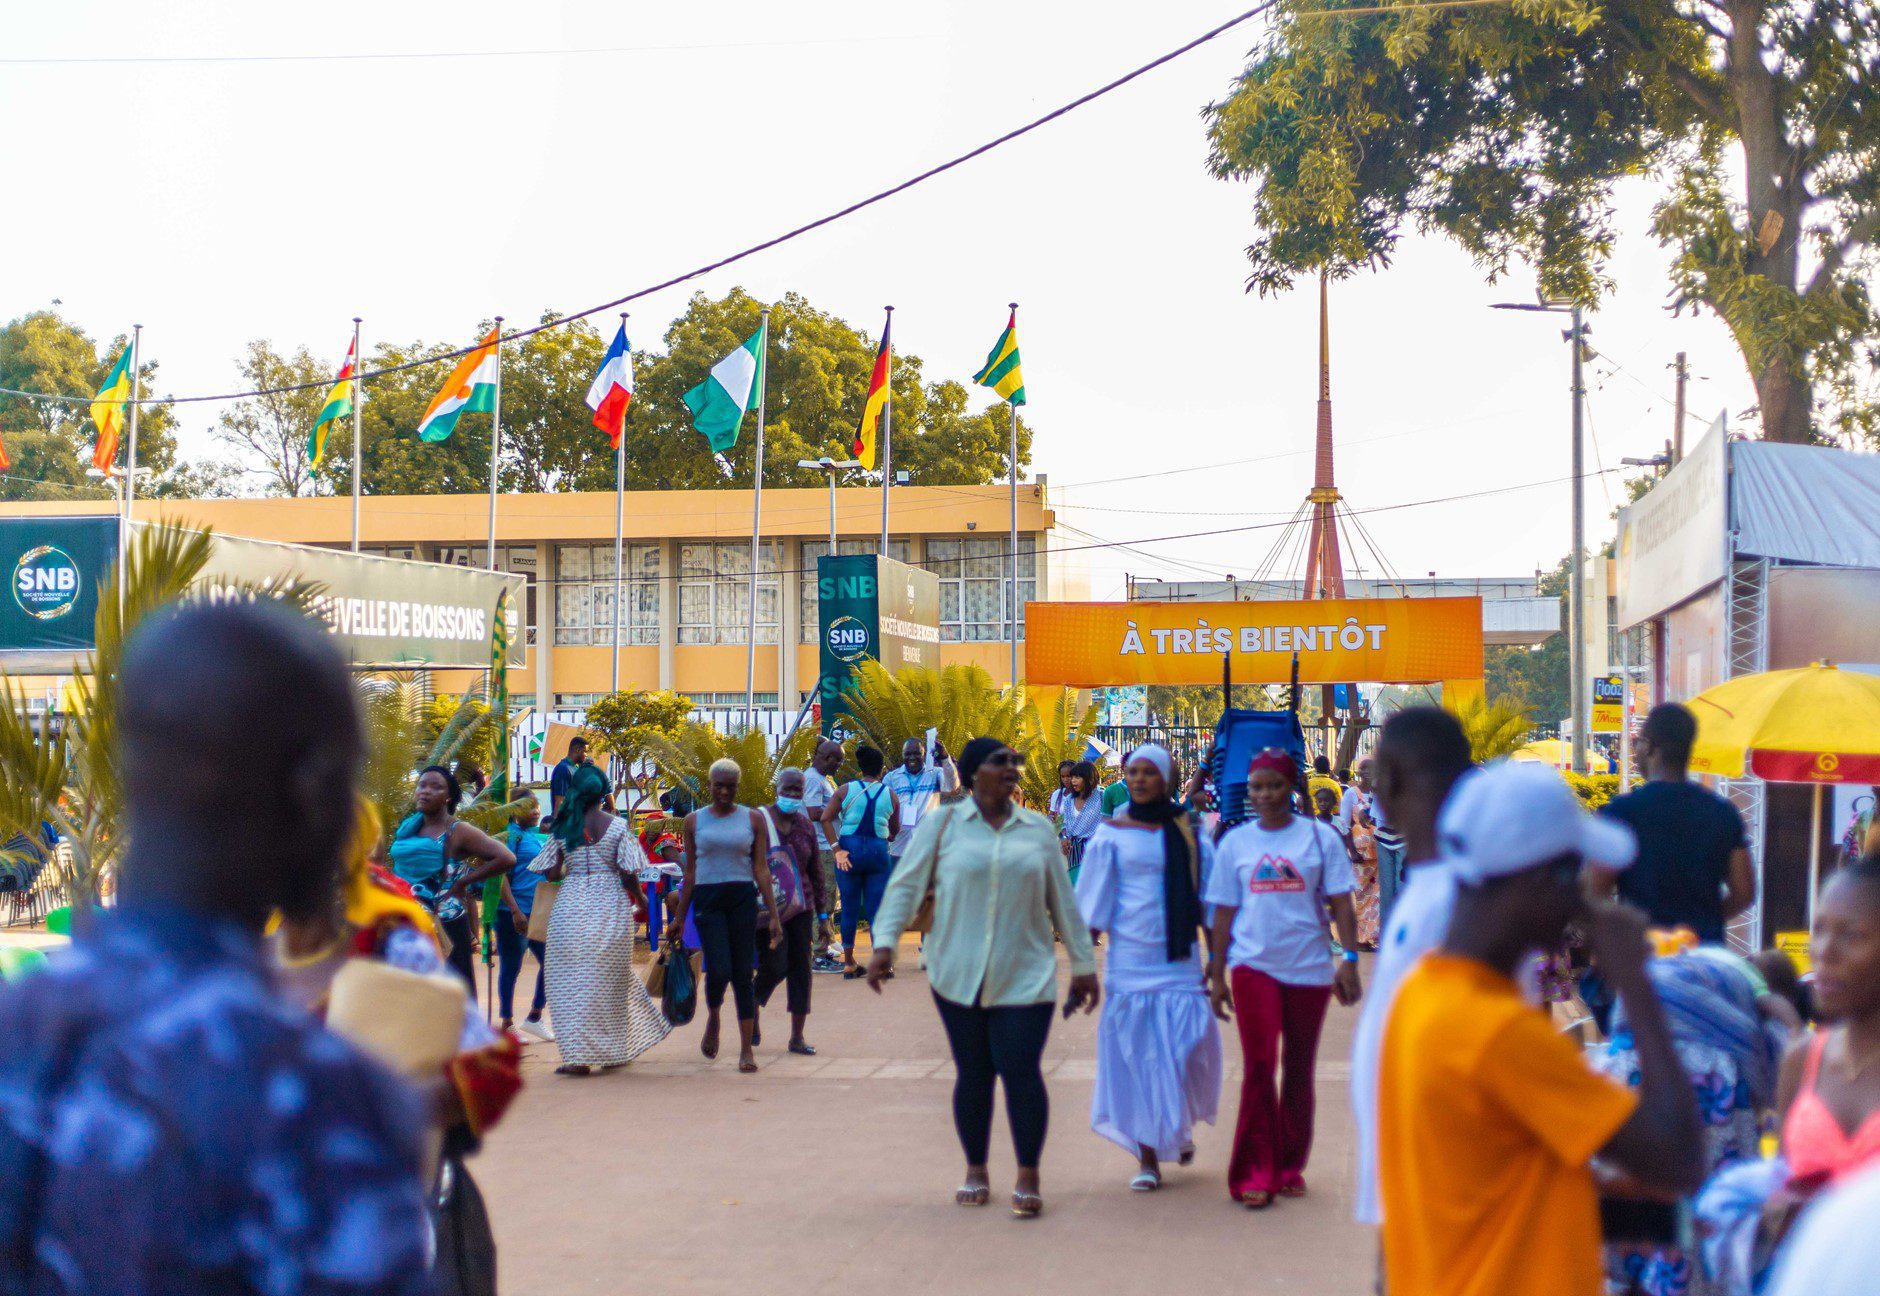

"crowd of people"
[2,598,1878,1294]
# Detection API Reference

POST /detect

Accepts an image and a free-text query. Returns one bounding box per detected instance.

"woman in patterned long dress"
[1340,765,1382,948]
[531,764,671,1076]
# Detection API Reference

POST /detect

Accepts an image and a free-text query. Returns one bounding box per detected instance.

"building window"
[553,543,660,646]
[436,545,540,646]
[679,541,780,645]
[799,539,911,642]
[925,537,1036,642]
[688,692,780,708]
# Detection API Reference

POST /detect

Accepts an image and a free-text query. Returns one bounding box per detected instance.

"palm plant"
[641,719,818,805]
[837,661,1024,771]
[356,673,527,838]
[1016,687,1103,807]
[1455,693,1535,764]
[0,525,319,909]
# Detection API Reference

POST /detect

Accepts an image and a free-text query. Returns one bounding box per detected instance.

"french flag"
[585,323,634,448]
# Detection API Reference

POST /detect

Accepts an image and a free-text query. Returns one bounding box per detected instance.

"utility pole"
[1671,351,1688,463]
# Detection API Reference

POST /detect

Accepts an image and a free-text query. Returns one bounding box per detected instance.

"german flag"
[851,314,891,469]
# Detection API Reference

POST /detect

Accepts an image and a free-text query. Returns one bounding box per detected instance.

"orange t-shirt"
[1379,953,1638,1296]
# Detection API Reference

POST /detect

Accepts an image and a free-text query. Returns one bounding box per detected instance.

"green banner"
[0,516,117,664]
[816,553,940,736]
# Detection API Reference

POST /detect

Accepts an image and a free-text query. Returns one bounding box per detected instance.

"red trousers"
[1226,966,1333,1198]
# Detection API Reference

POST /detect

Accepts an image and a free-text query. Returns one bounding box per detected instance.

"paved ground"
[478,943,1375,1295]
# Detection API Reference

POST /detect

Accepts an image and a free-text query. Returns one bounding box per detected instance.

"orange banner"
[1024,598,1484,688]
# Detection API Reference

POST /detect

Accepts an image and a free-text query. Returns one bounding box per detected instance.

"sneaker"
[520,1018,555,1043]
[812,955,846,975]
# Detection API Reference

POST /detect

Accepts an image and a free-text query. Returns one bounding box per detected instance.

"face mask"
[776,796,804,815]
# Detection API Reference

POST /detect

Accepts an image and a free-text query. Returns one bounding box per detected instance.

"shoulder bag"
[906,805,953,935]
[758,808,810,927]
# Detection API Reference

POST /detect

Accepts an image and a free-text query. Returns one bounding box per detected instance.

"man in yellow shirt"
[1378,762,1703,1296]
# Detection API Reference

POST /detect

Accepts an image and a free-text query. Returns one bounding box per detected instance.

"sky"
[2,0,1759,600]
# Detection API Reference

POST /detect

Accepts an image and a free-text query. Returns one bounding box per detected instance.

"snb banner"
[816,553,940,736]
[0,517,118,664]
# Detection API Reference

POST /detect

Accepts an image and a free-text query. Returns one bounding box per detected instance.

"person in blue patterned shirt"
[0,599,432,1296]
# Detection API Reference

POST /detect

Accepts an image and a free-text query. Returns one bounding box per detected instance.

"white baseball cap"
[1438,760,1637,886]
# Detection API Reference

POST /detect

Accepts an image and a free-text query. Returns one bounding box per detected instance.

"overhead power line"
[2,0,1512,411]
[0,34,919,67]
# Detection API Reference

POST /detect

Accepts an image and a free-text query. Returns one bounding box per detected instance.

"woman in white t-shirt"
[1205,748,1363,1209]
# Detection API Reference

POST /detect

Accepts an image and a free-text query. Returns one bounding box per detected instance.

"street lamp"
[797,456,862,552]
[1491,295,1591,774]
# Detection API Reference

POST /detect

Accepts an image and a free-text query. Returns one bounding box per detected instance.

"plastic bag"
[660,937,697,1027]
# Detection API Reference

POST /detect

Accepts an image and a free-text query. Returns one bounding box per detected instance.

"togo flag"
[682,320,766,453]
[416,327,500,443]
[973,308,1026,406]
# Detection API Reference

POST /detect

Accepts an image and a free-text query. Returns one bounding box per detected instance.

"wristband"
[1340,948,1360,963]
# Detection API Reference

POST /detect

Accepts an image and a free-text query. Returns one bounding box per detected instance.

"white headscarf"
[1126,743,1173,785]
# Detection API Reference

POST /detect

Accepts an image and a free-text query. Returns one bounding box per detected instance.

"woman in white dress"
[1075,744,1223,1191]
[532,764,671,1075]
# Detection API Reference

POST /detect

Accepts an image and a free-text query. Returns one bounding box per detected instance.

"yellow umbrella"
[1512,739,1615,773]
[1688,662,1880,925]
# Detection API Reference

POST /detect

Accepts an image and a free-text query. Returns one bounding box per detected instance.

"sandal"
[955,1184,991,1207]
[1130,1170,1162,1192]
[788,1040,817,1056]
[701,1019,720,1060]
[738,1057,759,1073]
[1239,1191,1275,1210]
[1179,1143,1196,1167]
[1278,1181,1307,1198]
[842,966,866,980]
[1011,1191,1043,1218]
[554,1064,592,1077]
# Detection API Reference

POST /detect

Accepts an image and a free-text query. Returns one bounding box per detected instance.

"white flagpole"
[487,317,504,571]
[1007,302,1019,685]
[880,305,894,554]
[745,307,772,730]
[115,324,142,606]
[611,313,628,696]
[350,317,363,552]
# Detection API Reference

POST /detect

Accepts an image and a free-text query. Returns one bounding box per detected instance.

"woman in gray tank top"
[668,759,786,1073]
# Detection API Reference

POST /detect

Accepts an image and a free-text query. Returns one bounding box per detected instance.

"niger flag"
[851,314,891,469]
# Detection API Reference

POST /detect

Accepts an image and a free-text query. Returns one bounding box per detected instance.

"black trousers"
[441,914,477,1002]
[692,881,758,1021]
[754,910,814,1017]
[932,993,1055,1169]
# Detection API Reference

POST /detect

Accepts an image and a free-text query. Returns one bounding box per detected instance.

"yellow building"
[0,483,1059,709]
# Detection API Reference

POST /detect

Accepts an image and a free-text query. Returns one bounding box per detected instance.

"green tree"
[214,340,334,497]
[1017,689,1103,807]
[579,688,696,813]
[642,720,819,807]
[314,332,496,498]
[1484,557,1572,726]
[1205,0,1880,445]
[1146,684,1279,728]
[837,661,1025,771]
[1454,693,1535,763]
[0,311,193,501]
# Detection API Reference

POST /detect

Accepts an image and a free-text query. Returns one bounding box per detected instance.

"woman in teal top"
[820,745,901,978]
[390,765,513,997]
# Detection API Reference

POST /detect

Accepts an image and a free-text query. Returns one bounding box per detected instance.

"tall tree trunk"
[1755,357,1814,444]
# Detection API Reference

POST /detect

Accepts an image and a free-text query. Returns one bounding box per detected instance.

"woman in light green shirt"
[868,735,1099,1218]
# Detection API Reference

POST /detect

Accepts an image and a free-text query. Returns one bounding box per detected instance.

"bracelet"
[1341,948,1360,964]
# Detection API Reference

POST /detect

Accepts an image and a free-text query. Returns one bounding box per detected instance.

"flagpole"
[487,316,504,571]
[350,317,363,552]
[1007,302,1019,685]
[746,307,772,730]
[120,324,142,606]
[880,305,894,554]
[611,313,628,696]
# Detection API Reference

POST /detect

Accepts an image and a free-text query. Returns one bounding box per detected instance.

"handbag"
[759,808,810,927]
[906,806,953,935]
[660,935,698,1026]
[432,1154,497,1296]
[526,879,559,943]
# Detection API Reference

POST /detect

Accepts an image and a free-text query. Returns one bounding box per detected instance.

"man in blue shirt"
[883,737,959,861]
[550,735,590,814]
[0,600,431,1296]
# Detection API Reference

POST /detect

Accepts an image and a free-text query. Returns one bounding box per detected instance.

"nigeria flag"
[682,321,766,452]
